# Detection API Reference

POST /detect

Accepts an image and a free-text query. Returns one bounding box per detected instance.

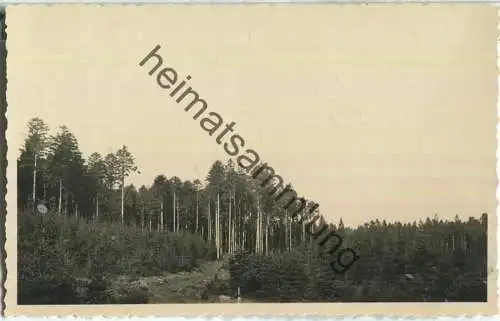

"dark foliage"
[229,215,488,302]
[18,210,214,304]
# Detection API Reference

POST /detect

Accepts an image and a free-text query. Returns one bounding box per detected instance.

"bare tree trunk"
[196,189,199,233]
[255,213,258,254]
[256,199,260,254]
[75,203,78,218]
[284,210,288,251]
[257,212,259,254]
[120,165,125,224]
[149,214,152,232]
[43,182,47,201]
[58,179,62,214]
[233,195,237,251]
[261,213,264,254]
[258,212,261,254]
[160,200,164,231]
[176,201,180,231]
[215,196,218,255]
[238,201,242,249]
[265,215,269,254]
[208,200,212,241]
[302,220,306,243]
[32,153,37,206]
[173,191,176,232]
[141,206,145,231]
[216,192,220,260]
[228,190,232,254]
[64,193,69,216]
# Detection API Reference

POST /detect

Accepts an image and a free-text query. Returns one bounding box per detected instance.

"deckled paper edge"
[1,5,7,318]
[0,3,498,319]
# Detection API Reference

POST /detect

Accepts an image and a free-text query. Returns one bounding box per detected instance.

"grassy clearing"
[133,261,228,303]
[103,260,232,303]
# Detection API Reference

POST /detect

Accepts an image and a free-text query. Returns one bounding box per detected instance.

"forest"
[18,117,488,304]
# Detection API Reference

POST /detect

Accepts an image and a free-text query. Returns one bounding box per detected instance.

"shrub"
[18,211,84,304]
[229,249,313,302]
[228,243,343,302]
[18,210,212,304]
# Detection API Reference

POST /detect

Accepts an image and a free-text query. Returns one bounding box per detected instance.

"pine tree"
[115,145,139,224]
[18,117,49,209]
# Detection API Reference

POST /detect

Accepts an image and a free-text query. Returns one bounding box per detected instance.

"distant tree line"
[228,213,488,302]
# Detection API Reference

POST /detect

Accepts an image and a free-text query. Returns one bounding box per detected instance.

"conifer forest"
[18,117,488,304]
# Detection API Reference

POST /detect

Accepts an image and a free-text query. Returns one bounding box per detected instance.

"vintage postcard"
[2,3,498,317]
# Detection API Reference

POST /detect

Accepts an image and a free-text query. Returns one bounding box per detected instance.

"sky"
[6,5,498,226]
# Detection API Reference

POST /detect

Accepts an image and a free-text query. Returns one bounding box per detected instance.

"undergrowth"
[18,210,215,304]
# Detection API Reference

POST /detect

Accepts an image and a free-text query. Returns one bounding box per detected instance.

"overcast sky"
[6,5,497,226]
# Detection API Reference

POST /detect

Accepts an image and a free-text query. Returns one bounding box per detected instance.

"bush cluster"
[18,210,214,304]
[228,235,488,302]
[228,244,339,302]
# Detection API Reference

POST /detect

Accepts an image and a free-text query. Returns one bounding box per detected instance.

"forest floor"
[111,260,238,303]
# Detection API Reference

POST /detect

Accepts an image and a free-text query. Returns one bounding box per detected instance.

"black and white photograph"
[3,4,498,317]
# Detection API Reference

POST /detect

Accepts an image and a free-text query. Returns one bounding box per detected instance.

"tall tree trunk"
[75,203,78,218]
[208,200,212,241]
[228,190,232,254]
[215,196,218,255]
[43,182,47,201]
[301,220,306,242]
[216,192,220,260]
[173,191,176,232]
[141,205,145,231]
[261,215,264,253]
[284,209,289,250]
[160,200,164,231]
[233,195,237,251]
[58,178,62,214]
[64,192,69,216]
[195,190,199,233]
[120,164,125,224]
[96,193,99,220]
[240,203,243,249]
[265,215,269,254]
[176,201,180,231]
[256,199,260,254]
[259,210,264,253]
[32,153,37,206]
